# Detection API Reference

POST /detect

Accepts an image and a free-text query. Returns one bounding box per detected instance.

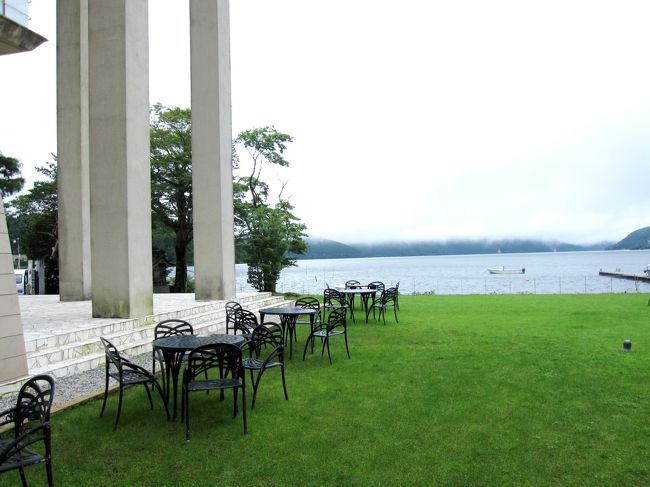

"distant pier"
[598,271,650,283]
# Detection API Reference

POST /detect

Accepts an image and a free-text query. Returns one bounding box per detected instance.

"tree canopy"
[234,126,307,292]
[6,159,59,293]
[0,151,25,198]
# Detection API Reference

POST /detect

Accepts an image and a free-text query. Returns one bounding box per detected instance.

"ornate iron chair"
[152,319,194,395]
[242,323,288,409]
[366,281,385,319]
[345,279,362,312]
[100,337,169,430]
[225,301,242,335]
[366,287,399,325]
[395,281,401,310]
[294,297,321,342]
[302,308,350,364]
[0,375,55,487]
[182,343,247,440]
[233,309,258,342]
[322,288,347,321]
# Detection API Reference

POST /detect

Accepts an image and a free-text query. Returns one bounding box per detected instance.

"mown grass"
[3,293,650,486]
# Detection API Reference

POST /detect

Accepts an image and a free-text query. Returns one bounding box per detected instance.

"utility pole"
[12,237,20,269]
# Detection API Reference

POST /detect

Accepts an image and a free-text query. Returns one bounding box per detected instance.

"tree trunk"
[172,227,189,293]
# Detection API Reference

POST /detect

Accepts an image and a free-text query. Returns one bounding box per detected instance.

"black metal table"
[258,306,318,359]
[152,334,245,420]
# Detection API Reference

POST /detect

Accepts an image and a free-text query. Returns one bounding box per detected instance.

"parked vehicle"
[14,269,39,294]
[15,269,28,294]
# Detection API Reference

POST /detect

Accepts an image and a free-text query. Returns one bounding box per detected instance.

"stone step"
[26,294,292,380]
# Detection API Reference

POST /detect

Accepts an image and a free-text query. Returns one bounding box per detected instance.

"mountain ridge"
[295,237,615,260]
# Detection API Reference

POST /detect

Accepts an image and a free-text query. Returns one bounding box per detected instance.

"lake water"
[234,249,650,296]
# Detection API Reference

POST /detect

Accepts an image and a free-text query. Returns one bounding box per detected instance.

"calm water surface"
[235,250,650,295]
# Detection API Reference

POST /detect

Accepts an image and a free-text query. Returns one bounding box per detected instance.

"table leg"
[346,295,356,323]
[163,350,184,421]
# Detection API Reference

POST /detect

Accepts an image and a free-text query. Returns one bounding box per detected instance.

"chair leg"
[321,336,332,364]
[19,466,27,487]
[100,372,110,417]
[393,306,399,323]
[184,387,191,441]
[280,365,289,400]
[233,387,238,418]
[153,380,170,421]
[344,332,351,359]
[251,369,264,409]
[143,383,154,409]
[46,456,54,487]
[241,385,247,434]
[302,334,314,361]
[114,385,124,430]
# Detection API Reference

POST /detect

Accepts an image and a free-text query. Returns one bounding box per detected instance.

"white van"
[15,269,28,294]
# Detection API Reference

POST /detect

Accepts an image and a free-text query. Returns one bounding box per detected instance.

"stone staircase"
[2,293,291,397]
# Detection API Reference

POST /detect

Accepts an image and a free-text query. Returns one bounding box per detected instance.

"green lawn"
[3,293,650,486]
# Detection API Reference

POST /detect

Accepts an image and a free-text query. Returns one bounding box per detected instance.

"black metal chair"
[322,288,347,321]
[0,375,55,487]
[242,323,288,409]
[100,337,169,430]
[225,301,242,334]
[366,281,385,318]
[302,308,350,364]
[233,309,258,342]
[182,343,247,440]
[345,280,362,311]
[152,319,194,395]
[294,297,321,342]
[366,287,398,324]
[394,281,401,310]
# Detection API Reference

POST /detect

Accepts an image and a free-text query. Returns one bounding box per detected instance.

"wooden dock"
[598,271,650,283]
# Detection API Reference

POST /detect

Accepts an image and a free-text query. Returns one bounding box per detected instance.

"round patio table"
[258,306,319,359]
[153,334,245,420]
[337,288,377,323]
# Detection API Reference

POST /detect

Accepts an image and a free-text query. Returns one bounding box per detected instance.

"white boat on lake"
[487,266,525,274]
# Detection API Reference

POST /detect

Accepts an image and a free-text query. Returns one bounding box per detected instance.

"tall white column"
[88,0,152,318]
[190,0,236,300]
[0,199,28,383]
[57,0,92,301]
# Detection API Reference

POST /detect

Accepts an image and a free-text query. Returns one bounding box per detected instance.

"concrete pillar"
[0,199,28,382]
[88,0,152,318]
[190,0,236,300]
[57,0,92,301]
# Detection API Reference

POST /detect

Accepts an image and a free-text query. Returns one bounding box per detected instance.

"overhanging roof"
[0,15,47,55]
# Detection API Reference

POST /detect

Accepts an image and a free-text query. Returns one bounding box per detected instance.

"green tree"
[7,159,59,293]
[0,151,25,197]
[234,127,307,292]
[150,104,193,292]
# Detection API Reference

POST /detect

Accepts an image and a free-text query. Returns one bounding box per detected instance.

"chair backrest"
[323,288,345,307]
[326,308,347,331]
[154,319,194,340]
[14,375,55,432]
[345,280,361,289]
[100,337,123,374]
[186,343,244,382]
[248,323,284,360]
[381,287,397,304]
[367,281,385,293]
[234,309,258,335]
[225,301,242,326]
[295,297,320,311]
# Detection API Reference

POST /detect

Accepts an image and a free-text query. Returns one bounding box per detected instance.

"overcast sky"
[2,0,650,245]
